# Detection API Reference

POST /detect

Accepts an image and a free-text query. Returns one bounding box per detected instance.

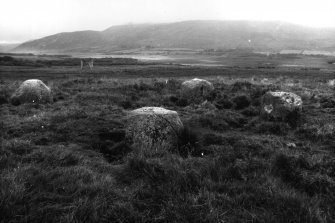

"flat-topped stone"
[181,78,214,103]
[182,78,213,88]
[132,107,178,115]
[126,107,183,154]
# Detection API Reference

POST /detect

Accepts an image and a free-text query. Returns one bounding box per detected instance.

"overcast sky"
[1,0,335,43]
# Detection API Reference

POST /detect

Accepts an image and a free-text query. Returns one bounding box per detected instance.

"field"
[1,55,335,222]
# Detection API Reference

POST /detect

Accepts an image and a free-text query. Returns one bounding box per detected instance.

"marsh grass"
[1,69,335,222]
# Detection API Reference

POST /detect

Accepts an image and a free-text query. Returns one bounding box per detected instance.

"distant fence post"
[80,60,84,73]
[80,59,94,73]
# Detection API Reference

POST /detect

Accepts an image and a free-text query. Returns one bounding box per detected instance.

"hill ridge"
[13,20,335,54]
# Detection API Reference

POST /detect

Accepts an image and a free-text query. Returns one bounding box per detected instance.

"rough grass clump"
[175,97,189,107]
[0,89,10,104]
[187,113,229,131]
[0,81,17,104]
[272,153,335,196]
[201,133,224,146]
[296,116,335,142]
[0,143,118,223]
[176,126,201,157]
[90,128,131,163]
[165,78,182,91]
[254,121,290,135]
[185,110,248,135]
[320,97,335,108]
[1,68,335,222]
[232,94,251,110]
[214,96,233,109]
[241,106,259,117]
[231,81,253,92]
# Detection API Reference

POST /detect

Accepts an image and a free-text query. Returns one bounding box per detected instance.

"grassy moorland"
[1,59,335,222]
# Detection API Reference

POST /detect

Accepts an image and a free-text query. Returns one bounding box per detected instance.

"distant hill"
[13,20,335,54]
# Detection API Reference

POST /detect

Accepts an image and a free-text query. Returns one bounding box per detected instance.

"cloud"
[1,0,334,42]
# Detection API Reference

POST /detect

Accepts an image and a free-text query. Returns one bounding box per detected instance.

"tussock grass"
[1,68,335,222]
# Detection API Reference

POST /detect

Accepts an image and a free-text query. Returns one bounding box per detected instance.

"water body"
[280,64,304,67]
[72,53,171,61]
[73,53,224,66]
[70,52,334,69]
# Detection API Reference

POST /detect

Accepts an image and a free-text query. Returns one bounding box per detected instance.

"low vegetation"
[0,56,141,67]
[1,64,335,222]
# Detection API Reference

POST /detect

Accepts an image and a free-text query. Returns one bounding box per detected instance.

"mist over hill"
[0,43,20,52]
[13,20,335,54]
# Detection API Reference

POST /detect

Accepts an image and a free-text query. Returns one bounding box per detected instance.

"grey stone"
[181,78,214,103]
[126,107,183,154]
[261,91,302,120]
[10,79,52,105]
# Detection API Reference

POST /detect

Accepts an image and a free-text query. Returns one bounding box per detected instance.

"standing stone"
[261,91,302,121]
[126,107,183,154]
[181,78,214,103]
[10,79,52,105]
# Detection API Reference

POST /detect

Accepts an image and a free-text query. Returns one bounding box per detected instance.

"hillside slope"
[13,20,335,53]
[0,43,20,52]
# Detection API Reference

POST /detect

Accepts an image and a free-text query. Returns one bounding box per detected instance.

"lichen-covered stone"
[328,79,335,89]
[10,79,52,105]
[126,107,183,154]
[261,91,302,121]
[181,78,214,103]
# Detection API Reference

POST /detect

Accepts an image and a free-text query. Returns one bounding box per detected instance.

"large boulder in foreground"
[126,107,184,154]
[10,79,52,105]
[181,78,214,103]
[261,91,302,122]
